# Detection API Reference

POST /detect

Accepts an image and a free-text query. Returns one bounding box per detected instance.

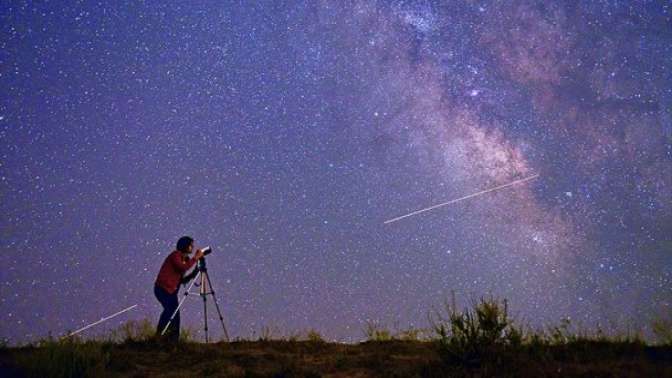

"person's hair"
[176,236,194,253]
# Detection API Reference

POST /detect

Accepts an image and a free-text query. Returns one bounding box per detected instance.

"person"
[154,236,204,342]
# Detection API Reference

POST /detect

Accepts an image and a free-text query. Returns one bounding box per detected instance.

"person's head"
[176,236,194,254]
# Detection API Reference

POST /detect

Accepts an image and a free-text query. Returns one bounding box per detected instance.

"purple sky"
[1,1,671,344]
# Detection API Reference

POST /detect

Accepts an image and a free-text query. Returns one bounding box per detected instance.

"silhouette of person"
[154,236,204,342]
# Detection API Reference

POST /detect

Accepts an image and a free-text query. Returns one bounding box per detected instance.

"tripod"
[161,257,230,342]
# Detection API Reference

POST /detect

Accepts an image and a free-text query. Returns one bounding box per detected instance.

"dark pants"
[155,284,180,342]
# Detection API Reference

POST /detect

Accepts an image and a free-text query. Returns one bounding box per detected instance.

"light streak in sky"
[64,304,138,338]
[384,174,540,224]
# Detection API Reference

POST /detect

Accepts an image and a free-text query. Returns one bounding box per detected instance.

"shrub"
[432,297,522,365]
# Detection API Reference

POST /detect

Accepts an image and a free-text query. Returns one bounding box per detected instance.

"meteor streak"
[64,304,138,338]
[384,174,540,224]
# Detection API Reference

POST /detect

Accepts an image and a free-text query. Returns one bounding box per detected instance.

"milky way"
[1,1,671,344]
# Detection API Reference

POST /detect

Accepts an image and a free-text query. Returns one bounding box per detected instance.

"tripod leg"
[201,270,209,343]
[204,271,230,341]
[203,294,209,343]
[161,272,200,337]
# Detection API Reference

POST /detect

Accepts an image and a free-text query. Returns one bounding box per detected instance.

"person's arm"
[181,265,199,284]
[170,250,204,274]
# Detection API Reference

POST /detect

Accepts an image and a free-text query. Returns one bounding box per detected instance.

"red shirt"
[155,250,198,294]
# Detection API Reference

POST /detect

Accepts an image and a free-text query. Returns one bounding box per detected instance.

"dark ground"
[1,339,671,377]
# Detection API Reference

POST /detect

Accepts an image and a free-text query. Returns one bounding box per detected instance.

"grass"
[653,314,672,346]
[1,298,671,377]
[10,337,110,378]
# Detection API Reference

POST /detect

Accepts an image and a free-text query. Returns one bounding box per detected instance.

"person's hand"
[194,249,205,260]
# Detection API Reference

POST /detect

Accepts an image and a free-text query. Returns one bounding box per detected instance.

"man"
[155,236,204,342]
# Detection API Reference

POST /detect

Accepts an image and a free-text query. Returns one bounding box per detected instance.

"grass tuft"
[653,316,672,346]
[106,319,156,343]
[364,321,393,342]
[305,329,325,343]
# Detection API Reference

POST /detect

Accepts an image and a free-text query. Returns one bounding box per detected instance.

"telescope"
[202,246,212,256]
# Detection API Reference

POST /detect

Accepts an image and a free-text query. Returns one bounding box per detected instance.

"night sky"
[1,1,671,344]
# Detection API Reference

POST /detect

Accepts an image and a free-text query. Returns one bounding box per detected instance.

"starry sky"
[1,1,671,344]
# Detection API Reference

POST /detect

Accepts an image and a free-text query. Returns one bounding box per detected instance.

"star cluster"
[1,1,670,343]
